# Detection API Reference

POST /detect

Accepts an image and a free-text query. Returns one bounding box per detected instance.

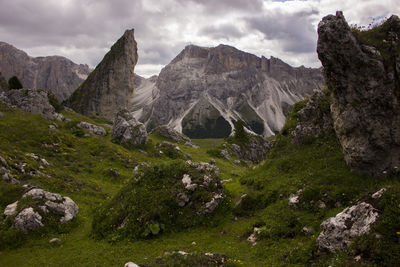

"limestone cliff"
[317,12,400,176]
[0,42,90,101]
[66,29,138,119]
[134,44,324,138]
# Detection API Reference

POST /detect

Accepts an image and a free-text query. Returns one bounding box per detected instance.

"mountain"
[133,44,324,138]
[0,42,91,101]
[66,29,138,119]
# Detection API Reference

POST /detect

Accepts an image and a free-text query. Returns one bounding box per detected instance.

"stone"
[291,90,333,144]
[301,226,314,235]
[316,188,386,252]
[317,12,400,176]
[1,167,19,184]
[111,109,148,145]
[0,41,91,101]
[124,262,139,267]
[209,159,216,165]
[288,190,302,206]
[184,142,199,148]
[176,192,190,207]
[182,174,197,191]
[4,201,18,216]
[49,238,61,244]
[229,135,271,163]
[77,121,107,135]
[13,207,44,233]
[219,149,231,160]
[1,89,56,119]
[0,155,8,167]
[41,158,50,166]
[66,29,138,119]
[137,44,324,138]
[53,113,66,121]
[0,111,3,117]
[247,227,260,246]
[154,125,191,143]
[49,125,57,130]
[233,160,241,165]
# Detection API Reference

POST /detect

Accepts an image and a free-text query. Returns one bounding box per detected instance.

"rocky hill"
[0,42,91,101]
[66,29,138,120]
[134,44,324,138]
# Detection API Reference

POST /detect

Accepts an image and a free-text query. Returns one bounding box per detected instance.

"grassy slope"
[0,102,398,266]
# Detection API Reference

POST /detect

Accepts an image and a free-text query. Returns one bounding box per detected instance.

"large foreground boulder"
[153,125,191,143]
[111,109,148,145]
[316,188,386,252]
[317,12,400,176]
[3,188,79,233]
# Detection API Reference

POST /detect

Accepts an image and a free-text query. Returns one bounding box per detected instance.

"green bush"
[8,76,23,89]
[47,91,64,113]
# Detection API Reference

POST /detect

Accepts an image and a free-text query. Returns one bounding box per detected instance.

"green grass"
[0,101,399,266]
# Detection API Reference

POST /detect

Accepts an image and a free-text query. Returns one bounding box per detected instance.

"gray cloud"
[246,9,320,53]
[199,24,244,40]
[177,0,263,13]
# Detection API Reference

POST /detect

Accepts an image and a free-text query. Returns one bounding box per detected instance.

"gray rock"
[53,113,66,121]
[111,109,148,145]
[49,125,57,130]
[219,149,231,160]
[0,155,8,167]
[66,29,138,119]
[1,167,19,184]
[13,207,44,233]
[1,89,56,119]
[49,238,61,244]
[0,41,91,101]
[317,12,400,176]
[209,159,216,165]
[77,121,107,135]
[0,111,3,117]
[291,90,333,144]
[4,201,18,216]
[229,135,271,163]
[316,188,386,252]
[154,125,191,143]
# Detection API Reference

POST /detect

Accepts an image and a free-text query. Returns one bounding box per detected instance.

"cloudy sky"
[0,0,399,77]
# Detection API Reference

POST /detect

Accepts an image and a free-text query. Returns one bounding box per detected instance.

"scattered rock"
[4,201,18,216]
[301,226,314,235]
[247,227,260,246]
[316,188,386,252]
[53,113,66,121]
[111,109,148,145]
[289,190,302,206]
[0,155,8,167]
[184,141,199,148]
[0,111,3,117]
[228,135,271,163]
[124,262,139,267]
[49,238,61,244]
[109,168,120,177]
[209,159,216,165]
[1,166,19,184]
[41,158,50,166]
[49,125,57,130]
[219,149,231,160]
[233,160,241,165]
[317,200,327,209]
[77,121,107,135]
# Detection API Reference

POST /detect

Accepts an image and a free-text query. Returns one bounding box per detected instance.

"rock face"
[0,72,8,91]
[317,12,400,176]
[0,88,56,119]
[66,29,138,119]
[111,109,148,145]
[0,42,91,101]
[229,136,271,163]
[134,44,324,138]
[316,188,386,252]
[77,122,107,135]
[4,188,79,233]
[153,125,191,143]
[291,90,333,144]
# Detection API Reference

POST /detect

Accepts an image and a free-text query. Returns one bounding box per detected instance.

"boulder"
[317,12,400,176]
[291,90,333,144]
[4,201,18,216]
[229,135,271,163]
[154,125,191,143]
[0,89,56,119]
[77,121,107,135]
[316,188,386,252]
[111,109,148,145]
[0,166,19,184]
[13,207,44,233]
[124,263,139,267]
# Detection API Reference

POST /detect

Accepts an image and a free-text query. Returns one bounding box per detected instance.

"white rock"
[124,262,139,267]
[41,158,50,166]
[372,188,387,199]
[77,121,107,135]
[4,201,18,216]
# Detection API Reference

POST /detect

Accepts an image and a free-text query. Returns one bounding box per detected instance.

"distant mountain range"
[0,42,91,101]
[0,37,324,137]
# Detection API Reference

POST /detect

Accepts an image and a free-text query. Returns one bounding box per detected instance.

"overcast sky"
[0,0,399,77]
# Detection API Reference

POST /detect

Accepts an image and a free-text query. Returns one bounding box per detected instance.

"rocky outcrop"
[0,42,90,101]
[291,90,333,144]
[135,44,324,138]
[66,29,138,119]
[0,88,56,119]
[316,188,386,252]
[153,125,191,143]
[0,72,8,91]
[4,188,79,233]
[77,122,107,136]
[111,109,148,145]
[317,12,400,176]
[229,135,271,163]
